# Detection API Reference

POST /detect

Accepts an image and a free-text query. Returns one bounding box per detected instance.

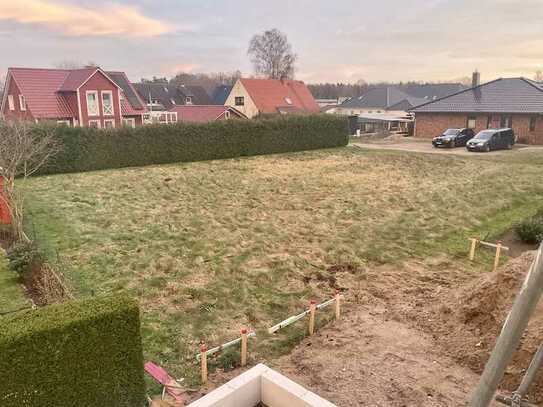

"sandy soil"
[187,251,542,406]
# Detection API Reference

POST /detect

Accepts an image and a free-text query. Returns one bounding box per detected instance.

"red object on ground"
[0,177,11,225]
[144,361,186,403]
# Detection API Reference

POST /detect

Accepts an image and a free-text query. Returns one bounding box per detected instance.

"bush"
[0,295,146,407]
[6,241,41,277]
[515,216,543,244]
[36,114,349,175]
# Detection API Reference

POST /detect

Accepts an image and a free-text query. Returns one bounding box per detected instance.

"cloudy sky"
[0,0,542,84]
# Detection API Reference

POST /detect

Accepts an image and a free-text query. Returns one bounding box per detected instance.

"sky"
[0,0,542,84]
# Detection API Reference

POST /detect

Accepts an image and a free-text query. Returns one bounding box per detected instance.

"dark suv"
[466,128,515,152]
[432,128,475,148]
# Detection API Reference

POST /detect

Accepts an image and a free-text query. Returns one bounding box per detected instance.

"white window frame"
[185,96,193,105]
[235,96,244,106]
[170,112,178,122]
[101,91,114,116]
[88,119,101,128]
[122,118,136,128]
[57,120,71,126]
[103,119,115,129]
[19,95,26,111]
[224,110,231,119]
[8,95,14,111]
[86,91,99,116]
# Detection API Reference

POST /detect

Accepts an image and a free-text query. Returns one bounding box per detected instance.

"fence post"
[469,245,543,406]
[469,238,478,261]
[308,299,316,335]
[335,290,341,320]
[240,328,248,367]
[200,343,208,384]
[493,241,503,272]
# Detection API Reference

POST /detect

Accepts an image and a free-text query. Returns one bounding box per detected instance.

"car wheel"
[450,140,456,148]
[485,144,490,152]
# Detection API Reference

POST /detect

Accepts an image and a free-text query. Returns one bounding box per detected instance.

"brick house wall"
[78,71,122,127]
[414,112,543,145]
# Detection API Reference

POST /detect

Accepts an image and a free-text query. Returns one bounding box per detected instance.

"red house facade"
[0,67,147,128]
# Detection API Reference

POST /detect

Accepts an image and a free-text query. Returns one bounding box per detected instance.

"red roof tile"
[169,105,245,123]
[239,78,320,114]
[58,68,98,91]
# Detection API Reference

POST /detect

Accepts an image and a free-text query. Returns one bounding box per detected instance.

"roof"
[5,67,145,119]
[169,105,246,123]
[387,96,428,111]
[340,87,412,109]
[399,83,467,101]
[132,83,213,109]
[107,71,146,112]
[411,78,543,113]
[239,78,320,114]
[212,85,232,105]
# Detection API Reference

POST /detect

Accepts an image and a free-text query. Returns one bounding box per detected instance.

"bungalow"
[169,105,247,123]
[224,78,320,119]
[411,76,543,145]
[0,67,147,127]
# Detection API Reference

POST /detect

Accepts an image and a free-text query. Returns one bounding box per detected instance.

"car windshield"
[474,131,493,140]
[443,129,460,136]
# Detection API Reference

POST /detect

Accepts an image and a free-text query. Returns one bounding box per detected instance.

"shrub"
[6,241,41,277]
[515,216,543,244]
[36,114,349,175]
[0,295,146,407]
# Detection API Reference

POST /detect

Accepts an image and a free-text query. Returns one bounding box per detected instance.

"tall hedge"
[0,295,146,407]
[38,114,348,175]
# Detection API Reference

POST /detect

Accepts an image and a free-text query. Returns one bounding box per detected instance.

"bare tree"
[54,60,99,69]
[0,121,60,241]
[248,29,297,79]
[535,71,543,82]
[0,74,5,102]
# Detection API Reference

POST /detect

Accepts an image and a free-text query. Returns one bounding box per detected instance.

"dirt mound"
[420,251,543,402]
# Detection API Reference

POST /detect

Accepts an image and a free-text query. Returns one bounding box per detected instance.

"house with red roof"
[1,67,147,128]
[224,78,320,119]
[169,105,247,123]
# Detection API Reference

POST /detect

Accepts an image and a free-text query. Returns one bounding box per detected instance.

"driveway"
[351,139,542,156]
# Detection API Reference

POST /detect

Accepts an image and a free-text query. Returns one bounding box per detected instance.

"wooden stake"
[469,238,478,261]
[308,299,316,335]
[240,328,248,367]
[200,343,208,384]
[493,240,502,272]
[335,290,341,320]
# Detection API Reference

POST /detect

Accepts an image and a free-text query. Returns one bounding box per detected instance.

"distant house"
[132,82,213,111]
[0,67,147,127]
[411,75,543,144]
[224,78,320,118]
[330,83,466,116]
[169,105,246,123]
[211,85,233,105]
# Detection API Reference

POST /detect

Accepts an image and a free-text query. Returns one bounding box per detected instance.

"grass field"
[24,146,543,386]
[0,251,30,314]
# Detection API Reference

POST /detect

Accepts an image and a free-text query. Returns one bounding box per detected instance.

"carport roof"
[411,78,543,114]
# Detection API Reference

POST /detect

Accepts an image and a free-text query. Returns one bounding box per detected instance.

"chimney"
[472,70,480,87]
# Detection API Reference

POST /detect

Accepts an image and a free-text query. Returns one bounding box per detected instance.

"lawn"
[24,146,543,386]
[0,250,30,314]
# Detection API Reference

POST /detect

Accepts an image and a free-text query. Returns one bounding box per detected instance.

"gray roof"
[212,85,232,105]
[411,78,543,113]
[132,83,212,109]
[387,96,428,111]
[106,72,145,110]
[340,87,411,109]
[399,83,466,101]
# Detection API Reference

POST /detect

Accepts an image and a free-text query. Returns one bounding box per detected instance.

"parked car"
[466,128,515,152]
[432,128,475,148]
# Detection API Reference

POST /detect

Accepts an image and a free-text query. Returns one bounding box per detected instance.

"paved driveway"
[351,140,542,156]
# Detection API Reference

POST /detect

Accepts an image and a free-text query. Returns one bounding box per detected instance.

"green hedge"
[0,295,146,407]
[38,114,349,175]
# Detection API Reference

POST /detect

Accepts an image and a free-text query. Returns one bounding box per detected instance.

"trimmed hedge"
[0,295,146,407]
[38,114,349,175]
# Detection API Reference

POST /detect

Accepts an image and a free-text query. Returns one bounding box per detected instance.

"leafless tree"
[0,74,5,102]
[248,29,297,80]
[54,60,99,69]
[535,71,543,82]
[0,121,60,241]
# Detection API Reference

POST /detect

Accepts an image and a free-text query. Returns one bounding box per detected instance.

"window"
[122,118,136,128]
[104,119,115,129]
[86,91,99,116]
[235,96,244,106]
[530,116,537,132]
[171,99,176,105]
[7,95,14,111]
[170,112,178,122]
[487,115,493,129]
[467,116,477,129]
[19,95,26,111]
[57,120,71,126]
[185,96,193,105]
[101,91,114,116]
[88,120,101,128]
[224,110,231,119]
[500,115,512,128]
[285,97,292,105]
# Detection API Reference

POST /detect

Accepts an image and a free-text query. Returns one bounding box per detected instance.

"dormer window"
[171,99,176,105]
[285,97,292,105]
[185,96,193,105]
[164,87,169,93]
[19,95,26,111]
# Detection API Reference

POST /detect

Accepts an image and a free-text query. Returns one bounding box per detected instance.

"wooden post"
[335,290,341,320]
[308,299,316,335]
[200,343,208,384]
[493,241,503,272]
[240,328,248,367]
[469,238,478,261]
